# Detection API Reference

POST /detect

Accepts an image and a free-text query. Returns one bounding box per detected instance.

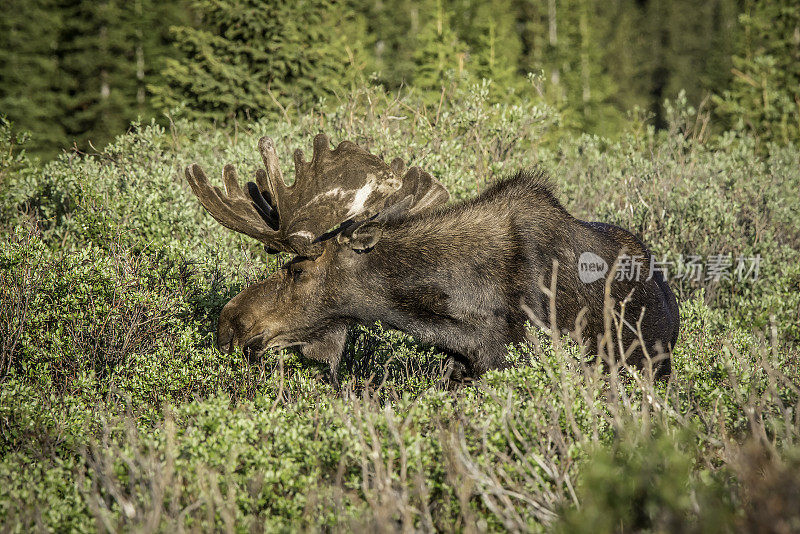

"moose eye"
[285,261,307,280]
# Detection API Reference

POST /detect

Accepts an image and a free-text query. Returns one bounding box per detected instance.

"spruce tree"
[410,0,468,105]
[446,0,525,102]
[714,0,800,145]
[640,0,739,128]
[558,0,620,133]
[58,0,190,149]
[1,0,188,156]
[592,0,651,117]
[58,0,137,148]
[0,0,66,155]
[156,0,368,122]
[516,0,621,134]
[357,0,423,89]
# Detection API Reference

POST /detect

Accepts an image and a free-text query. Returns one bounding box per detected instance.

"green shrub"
[1,88,799,531]
[556,428,736,534]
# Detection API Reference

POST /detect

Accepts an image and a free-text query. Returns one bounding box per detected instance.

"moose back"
[186,134,679,384]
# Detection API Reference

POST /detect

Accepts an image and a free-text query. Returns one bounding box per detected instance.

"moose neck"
[339,209,523,346]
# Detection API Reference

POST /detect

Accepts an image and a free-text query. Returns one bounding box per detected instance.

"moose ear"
[337,220,383,252]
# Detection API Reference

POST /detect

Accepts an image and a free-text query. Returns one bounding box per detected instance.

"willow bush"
[1,84,799,531]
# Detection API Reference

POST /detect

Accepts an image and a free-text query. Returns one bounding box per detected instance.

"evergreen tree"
[410,0,468,105]
[714,0,800,145]
[156,0,369,122]
[2,0,764,154]
[515,0,741,133]
[448,0,523,97]
[516,0,621,134]
[1,0,188,156]
[0,0,66,155]
[58,0,191,148]
[351,0,746,133]
[558,0,621,133]
[640,0,739,128]
[58,1,138,148]
[356,0,424,89]
[359,0,526,104]
[592,0,651,116]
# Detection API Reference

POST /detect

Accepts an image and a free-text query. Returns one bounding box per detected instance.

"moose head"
[186,134,449,381]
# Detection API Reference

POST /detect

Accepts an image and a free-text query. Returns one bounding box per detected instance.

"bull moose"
[186,134,679,384]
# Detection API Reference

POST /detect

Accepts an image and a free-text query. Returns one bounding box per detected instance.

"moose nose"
[217,325,234,354]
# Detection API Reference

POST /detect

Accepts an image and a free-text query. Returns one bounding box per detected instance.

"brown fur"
[218,170,679,384]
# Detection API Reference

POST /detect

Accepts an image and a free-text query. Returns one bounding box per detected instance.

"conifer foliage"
[5,0,800,156]
[155,0,368,122]
[0,0,188,156]
[0,0,66,151]
[409,0,467,105]
[714,0,800,145]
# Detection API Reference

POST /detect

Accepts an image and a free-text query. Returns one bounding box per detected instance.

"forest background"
[2,0,798,157]
[2,0,800,531]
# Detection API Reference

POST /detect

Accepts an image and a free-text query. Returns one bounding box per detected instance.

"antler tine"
[293,148,308,176]
[290,133,332,184]
[257,137,287,210]
[312,133,332,160]
[222,164,246,199]
[386,165,450,217]
[390,157,406,176]
[185,162,278,244]
[187,133,449,257]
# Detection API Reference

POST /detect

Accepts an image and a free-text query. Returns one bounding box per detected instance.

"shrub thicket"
[1,85,799,531]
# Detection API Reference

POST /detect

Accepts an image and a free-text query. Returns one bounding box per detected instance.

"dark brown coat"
[218,170,679,382]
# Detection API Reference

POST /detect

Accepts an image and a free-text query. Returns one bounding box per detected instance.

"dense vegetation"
[4,0,799,157]
[2,82,800,530]
[2,0,800,532]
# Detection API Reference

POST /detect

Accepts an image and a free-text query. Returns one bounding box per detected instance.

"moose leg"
[437,348,472,385]
[439,341,512,381]
[301,324,348,389]
[465,322,522,376]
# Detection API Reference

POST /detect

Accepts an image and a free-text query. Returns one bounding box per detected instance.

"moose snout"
[216,307,239,354]
[217,323,235,354]
[216,309,271,356]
